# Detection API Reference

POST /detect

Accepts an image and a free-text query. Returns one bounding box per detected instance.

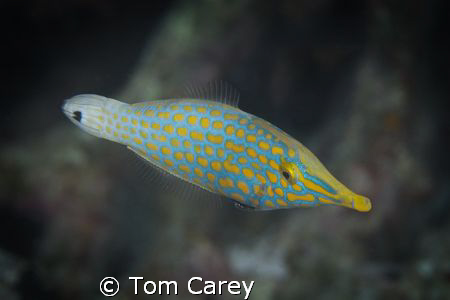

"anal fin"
[126,146,225,210]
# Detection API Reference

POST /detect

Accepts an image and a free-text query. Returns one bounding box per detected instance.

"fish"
[62,83,372,212]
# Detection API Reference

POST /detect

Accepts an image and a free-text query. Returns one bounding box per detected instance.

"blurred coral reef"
[0,0,449,299]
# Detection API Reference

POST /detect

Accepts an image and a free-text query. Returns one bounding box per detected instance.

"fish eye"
[73,111,82,122]
[281,170,290,180]
[279,160,299,185]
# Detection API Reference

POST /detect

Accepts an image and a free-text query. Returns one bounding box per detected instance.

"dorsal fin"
[183,80,240,107]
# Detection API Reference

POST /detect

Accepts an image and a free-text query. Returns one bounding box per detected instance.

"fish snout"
[332,188,372,212]
[345,193,372,212]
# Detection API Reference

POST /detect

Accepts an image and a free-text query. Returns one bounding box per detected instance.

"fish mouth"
[339,193,372,212]
[352,194,372,212]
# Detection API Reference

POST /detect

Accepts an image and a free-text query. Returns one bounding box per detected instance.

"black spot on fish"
[73,111,82,122]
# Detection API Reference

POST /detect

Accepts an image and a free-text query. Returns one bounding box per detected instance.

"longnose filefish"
[62,83,372,212]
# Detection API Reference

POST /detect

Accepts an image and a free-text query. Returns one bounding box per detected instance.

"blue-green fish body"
[63,91,371,212]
